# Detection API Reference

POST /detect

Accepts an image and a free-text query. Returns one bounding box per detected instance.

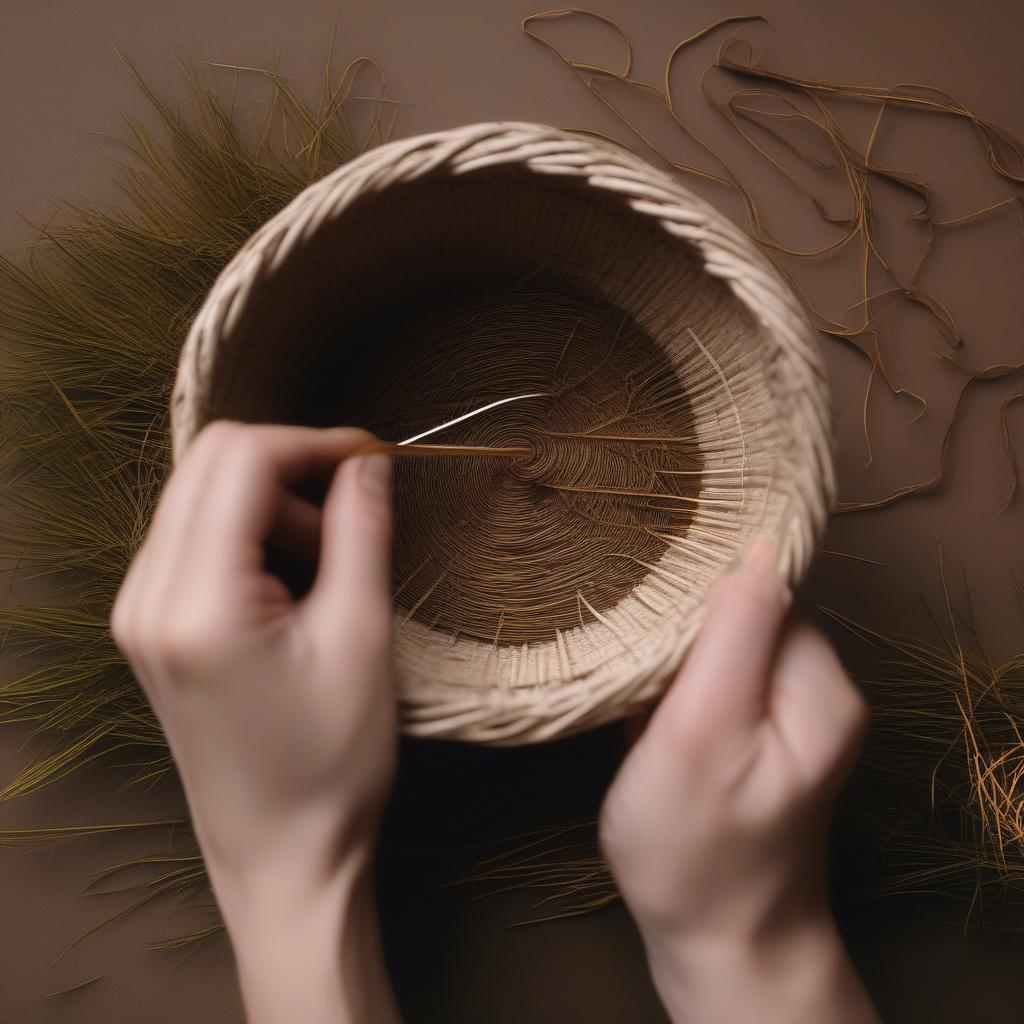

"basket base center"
[314,276,706,646]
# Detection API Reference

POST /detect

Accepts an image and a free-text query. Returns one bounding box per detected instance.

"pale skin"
[111,420,880,1024]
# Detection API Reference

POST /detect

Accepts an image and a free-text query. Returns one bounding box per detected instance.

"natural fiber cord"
[171,121,835,744]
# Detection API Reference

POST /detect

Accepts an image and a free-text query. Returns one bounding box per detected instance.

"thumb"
[646,535,791,745]
[304,450,393,626]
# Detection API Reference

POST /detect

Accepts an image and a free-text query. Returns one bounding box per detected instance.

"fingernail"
[724,551,743,573]
[738,535,794,607]
[723,536,770,574]
[357,453,391,497]
[722,534,788,583]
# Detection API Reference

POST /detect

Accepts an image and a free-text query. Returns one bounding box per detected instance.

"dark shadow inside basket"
[200,164,771,645]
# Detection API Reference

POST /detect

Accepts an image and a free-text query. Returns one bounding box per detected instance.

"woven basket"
[171,121,835,745]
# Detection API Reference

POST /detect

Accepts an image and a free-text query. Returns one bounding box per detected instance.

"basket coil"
[171,121,835,745]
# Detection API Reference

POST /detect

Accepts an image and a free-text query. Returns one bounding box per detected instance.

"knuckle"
[151,614,218,672]
[726,567,787,619]
[184,419,247,473]
[194,419,276,476]
[222,425,269,469]
[109,597,133,652]
[196,418,241,450]
[842,685,871,741]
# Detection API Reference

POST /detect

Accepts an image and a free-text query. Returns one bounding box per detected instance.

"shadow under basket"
[171,121,835,745]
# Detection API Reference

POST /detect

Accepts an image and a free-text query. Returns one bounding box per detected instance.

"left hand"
[111,419,400,1023]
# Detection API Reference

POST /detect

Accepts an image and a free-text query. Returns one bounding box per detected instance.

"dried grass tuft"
[0,45,391,945]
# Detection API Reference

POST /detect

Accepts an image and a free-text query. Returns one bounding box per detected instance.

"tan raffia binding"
[171,121,835,745]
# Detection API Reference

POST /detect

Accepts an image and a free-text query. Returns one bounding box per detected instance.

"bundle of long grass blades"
[832,593,1024,914]
[0,45,401,950]
[0,48,395,801]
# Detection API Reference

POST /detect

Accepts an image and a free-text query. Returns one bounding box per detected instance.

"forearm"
[220,853,401,1024]
[643,919,879,1024]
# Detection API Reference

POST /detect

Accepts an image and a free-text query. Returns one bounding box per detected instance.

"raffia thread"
[171,121,834,744]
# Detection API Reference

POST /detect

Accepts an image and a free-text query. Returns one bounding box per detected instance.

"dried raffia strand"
[836,360,1024,513]
[696,26,1024,493]
[523,9,1024,506]
[714,48,1024,183]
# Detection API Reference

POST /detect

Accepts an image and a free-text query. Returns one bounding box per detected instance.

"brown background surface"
[1,1,1022,1021]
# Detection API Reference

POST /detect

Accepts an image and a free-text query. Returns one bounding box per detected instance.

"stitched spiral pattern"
[171,122,835,745]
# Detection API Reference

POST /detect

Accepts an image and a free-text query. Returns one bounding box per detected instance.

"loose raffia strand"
[523,9,1024,508]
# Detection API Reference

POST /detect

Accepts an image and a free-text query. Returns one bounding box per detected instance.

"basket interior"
[196,163,784,679]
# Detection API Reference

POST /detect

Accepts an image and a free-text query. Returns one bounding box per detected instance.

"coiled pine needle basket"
[171,121,835,745]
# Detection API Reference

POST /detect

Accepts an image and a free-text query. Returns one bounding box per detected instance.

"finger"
[127,423,375,658]
[120,420,301,628]
[649,536,792,741]
[770,621,869,785]
[303,451,393,633]
[131,421,241,592]
[262,491,324,598]
[266,491,322,568]
[171,424,375,589]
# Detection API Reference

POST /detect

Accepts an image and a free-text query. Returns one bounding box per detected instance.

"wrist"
[644,910,837,981]
[214,837,376,931]
[643,915,877,1024]
[222,851,400,1024]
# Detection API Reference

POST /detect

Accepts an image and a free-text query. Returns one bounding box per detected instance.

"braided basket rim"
[171,120,836,745]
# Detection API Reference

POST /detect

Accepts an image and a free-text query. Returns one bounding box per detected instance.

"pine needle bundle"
[1,51,391,799]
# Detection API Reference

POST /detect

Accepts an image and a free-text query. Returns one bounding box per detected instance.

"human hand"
[111,420,400,1024]
[599,538,877,1023]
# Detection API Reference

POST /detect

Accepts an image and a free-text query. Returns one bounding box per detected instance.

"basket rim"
[171,119,836,745]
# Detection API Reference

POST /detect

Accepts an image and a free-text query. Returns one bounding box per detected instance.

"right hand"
[599,537,878,1023]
